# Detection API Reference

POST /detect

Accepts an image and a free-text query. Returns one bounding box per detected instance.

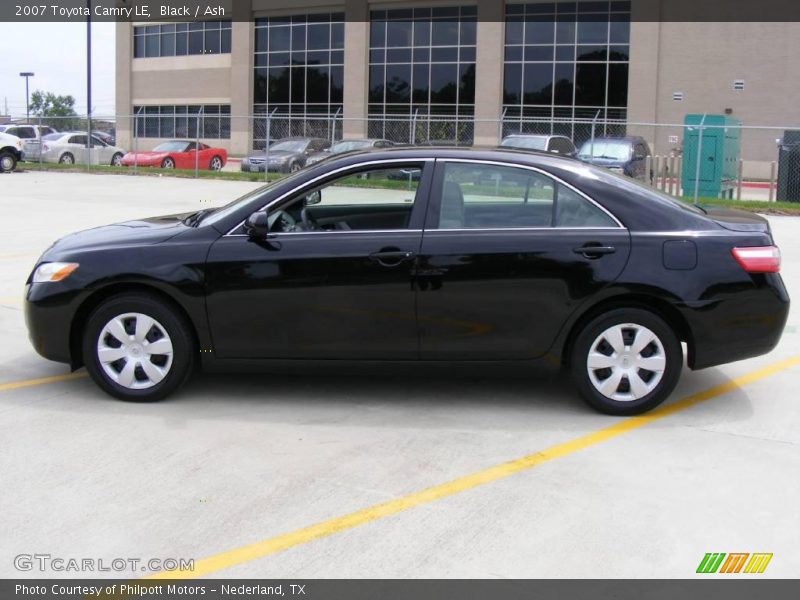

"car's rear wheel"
[59,153,75,165]
[111,153,123,166]
[82,294,195,402]
[0,151,17,173]
[570,308,682,415]
[161,157,175,169]
[209,156,223,171]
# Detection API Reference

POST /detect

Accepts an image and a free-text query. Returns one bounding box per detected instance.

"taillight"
[42,144,49,152]
[731,246,781,273]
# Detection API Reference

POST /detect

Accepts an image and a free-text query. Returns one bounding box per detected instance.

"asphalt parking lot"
[1,170,799,579]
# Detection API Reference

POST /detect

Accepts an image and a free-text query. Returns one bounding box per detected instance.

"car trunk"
[703,205,771,233]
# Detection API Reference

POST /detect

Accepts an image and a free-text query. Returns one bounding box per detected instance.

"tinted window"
[555,186,617,227]
[437,162,555,229]
[436,162,617,229]
[68,135,87,145]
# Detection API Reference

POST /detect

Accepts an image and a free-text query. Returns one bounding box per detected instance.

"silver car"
[40,132,128,166]
[0,123,59,161]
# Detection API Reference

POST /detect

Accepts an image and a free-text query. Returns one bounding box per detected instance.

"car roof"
[580,136,646,143]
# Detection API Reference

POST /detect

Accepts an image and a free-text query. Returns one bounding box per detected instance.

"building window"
[133,105,231,139]
[503,1,630,143]
[253,13,345,148]
[368,5,477,143]
[133,21,232,58]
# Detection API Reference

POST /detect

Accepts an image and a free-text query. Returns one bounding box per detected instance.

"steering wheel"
[301,206,320,231]
[267,210,296,233]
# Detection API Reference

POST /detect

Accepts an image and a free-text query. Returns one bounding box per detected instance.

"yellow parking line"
[0,371,87,392]
[143,353,800,580]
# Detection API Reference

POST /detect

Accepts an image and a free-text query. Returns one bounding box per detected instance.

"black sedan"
[25,148,789,414]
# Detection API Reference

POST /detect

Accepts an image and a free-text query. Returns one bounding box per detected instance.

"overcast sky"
[0,22,116,117]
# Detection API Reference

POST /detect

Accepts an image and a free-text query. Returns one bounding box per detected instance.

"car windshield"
[577,140,632,161]
[153,141,189,152]
[331,140,373,154]
[500,136,547,150]
[270,140,308,152]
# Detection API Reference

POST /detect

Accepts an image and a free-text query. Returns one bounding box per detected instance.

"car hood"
[45,213,191,254]
[245,150,298,161]
[579,156,627,167]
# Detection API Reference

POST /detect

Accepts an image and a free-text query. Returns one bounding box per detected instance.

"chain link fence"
[4,112,800,203]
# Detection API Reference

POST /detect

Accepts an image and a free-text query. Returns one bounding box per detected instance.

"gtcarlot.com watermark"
[14,553,194,573]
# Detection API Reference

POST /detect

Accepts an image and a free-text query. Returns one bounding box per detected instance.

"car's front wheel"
[570,308,682,415]
[82,293,195,402]
[111,152,123,166]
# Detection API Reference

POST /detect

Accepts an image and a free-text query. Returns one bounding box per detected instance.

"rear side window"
[68,135,87,145]
[435,162,618,230]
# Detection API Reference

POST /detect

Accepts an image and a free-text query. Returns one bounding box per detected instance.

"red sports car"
[121,140,227,171]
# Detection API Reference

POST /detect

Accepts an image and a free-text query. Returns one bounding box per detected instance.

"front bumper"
[24,282,82,366]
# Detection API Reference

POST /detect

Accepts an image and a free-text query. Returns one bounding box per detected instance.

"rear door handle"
[369,249,415,267]
[573,244,616,258]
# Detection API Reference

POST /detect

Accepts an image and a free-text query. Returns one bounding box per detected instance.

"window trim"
[427,158,625,230]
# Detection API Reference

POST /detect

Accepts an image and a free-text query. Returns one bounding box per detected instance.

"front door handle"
[573,244,616,258]
[369,249,415,267]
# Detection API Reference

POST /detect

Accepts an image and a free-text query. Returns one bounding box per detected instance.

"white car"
[40,132,127,166]
[0,132,25,173]
[0,123,58,161]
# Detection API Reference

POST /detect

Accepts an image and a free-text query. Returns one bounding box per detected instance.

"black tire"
[59,153,75,165]
[289,161,301,173]
[161,157,175,169]
[209,155,223,171]
[111,153,123,166]
[570,308,682,415]
[82,293,196,402]
[0,151,17,173]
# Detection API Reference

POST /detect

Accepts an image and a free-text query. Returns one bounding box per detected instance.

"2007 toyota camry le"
[24,148,789,415]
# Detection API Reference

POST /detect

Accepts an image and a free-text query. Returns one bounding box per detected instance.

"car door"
[416,159,631,360]
[173,142,195,169]
[66,135,88,163]
[205,160,433,359]
[90,135,110,165]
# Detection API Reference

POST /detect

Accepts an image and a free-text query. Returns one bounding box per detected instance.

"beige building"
[116,0,800,175]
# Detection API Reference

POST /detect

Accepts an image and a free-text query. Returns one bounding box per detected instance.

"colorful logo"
[696,553,773,574]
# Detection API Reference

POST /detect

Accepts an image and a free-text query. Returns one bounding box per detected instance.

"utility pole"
[86,0,93,161]
[19,72,34,122]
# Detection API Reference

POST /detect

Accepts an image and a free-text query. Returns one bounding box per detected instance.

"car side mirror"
[304,190,322,206]
[244,211,270,238]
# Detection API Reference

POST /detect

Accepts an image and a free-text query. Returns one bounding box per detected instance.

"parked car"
[0,123,59,161]
[500,134,577,157]
[121,140,227,170]
[577,136,652,182]
[305,138,395,166]
[241,137,331,173]
[25,147,788,415]
[92,131,116,146]
[0,132,25,173]
[40,132,127,166]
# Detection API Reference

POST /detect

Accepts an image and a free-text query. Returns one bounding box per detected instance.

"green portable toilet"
[681,114,741,199]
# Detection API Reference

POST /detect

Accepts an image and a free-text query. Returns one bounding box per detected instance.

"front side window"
[277,164,424,233]
[435,162,616,229]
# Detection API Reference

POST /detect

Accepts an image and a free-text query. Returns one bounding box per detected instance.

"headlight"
[32,262,79,283]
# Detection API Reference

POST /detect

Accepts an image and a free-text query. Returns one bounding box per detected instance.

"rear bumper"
[683,273,790,370]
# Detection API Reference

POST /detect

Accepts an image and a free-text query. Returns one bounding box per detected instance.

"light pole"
[19,72,34,122]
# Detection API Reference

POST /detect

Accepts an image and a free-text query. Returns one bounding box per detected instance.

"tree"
[29,90,79,129]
